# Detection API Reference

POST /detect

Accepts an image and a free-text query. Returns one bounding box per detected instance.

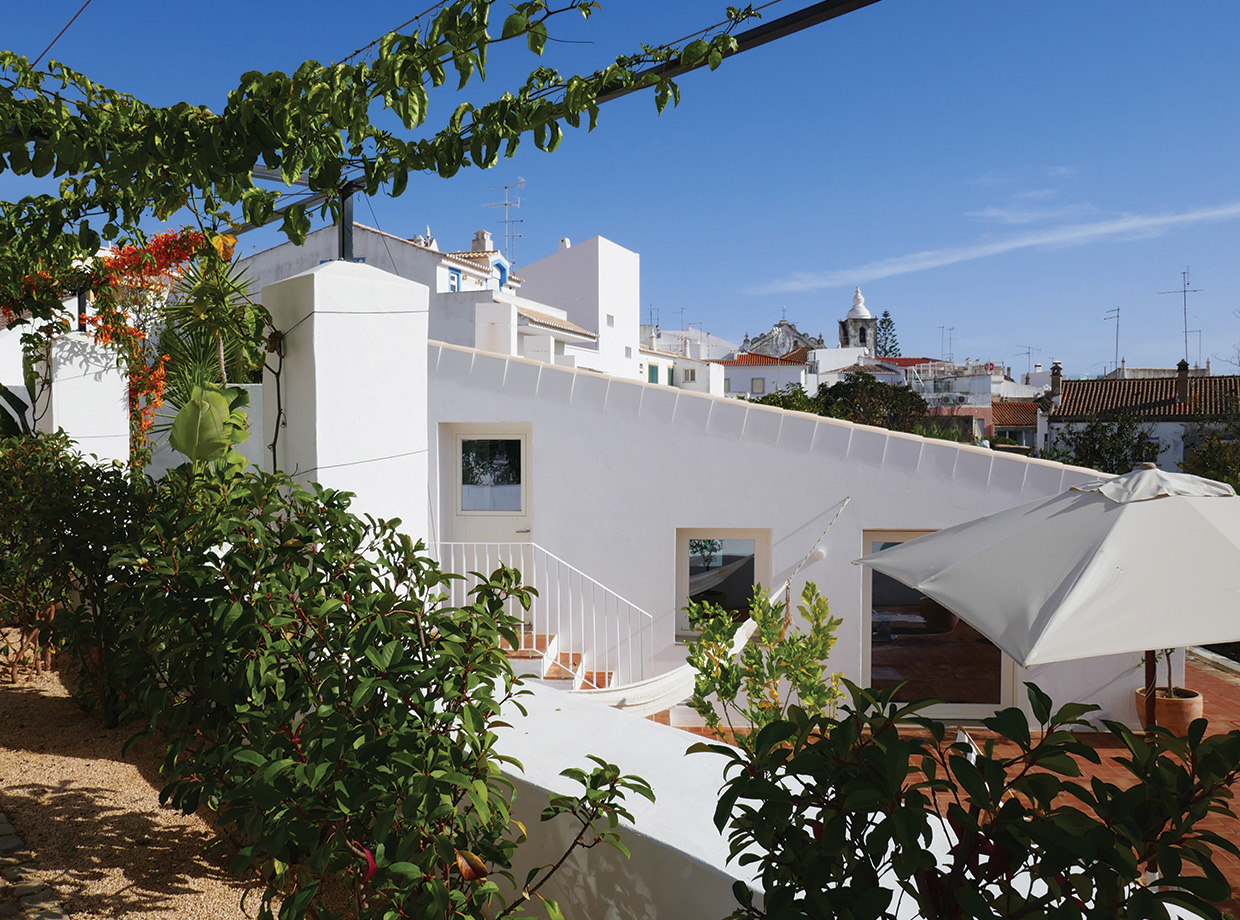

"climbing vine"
[0,1,752,321]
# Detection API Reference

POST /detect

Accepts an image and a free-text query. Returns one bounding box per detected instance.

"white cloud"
[965,203,1097,224]
[753,203,1240,294]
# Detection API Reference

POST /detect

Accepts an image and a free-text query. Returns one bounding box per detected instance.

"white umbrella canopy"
[854,464,1240,668]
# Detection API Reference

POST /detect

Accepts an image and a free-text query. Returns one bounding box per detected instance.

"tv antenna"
[1189,329,1202,367]
[1105,308,1120,374]
[1016,344,1041,379]
[483,177,525,264]
[1158,266,1201,364]
[946,326,956,363]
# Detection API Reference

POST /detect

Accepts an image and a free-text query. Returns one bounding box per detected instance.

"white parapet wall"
[496,683,751,919]
[33,331,129,464]
[262,261,430,540]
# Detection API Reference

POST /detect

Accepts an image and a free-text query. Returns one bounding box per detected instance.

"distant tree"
[1049,414,1162,473]
[1181,397,1240,489]
[746,372,929,433]
[876,310,901,358]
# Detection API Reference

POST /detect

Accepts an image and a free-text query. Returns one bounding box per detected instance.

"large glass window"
[865,533,1005,713]
[460,439,522,511]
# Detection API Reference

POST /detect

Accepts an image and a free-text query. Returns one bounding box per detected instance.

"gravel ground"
[0,668,258,919]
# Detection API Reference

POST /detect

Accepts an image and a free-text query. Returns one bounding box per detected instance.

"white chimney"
[472,230,493,252]
[1034,363,1042,373]
[559,237,572,251]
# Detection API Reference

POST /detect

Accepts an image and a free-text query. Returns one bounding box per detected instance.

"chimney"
[472,230,493,252]
[1050,362,1062,402]
[1034,363,1042,373]
[559,237,572,251]
[1176,358,1189,403]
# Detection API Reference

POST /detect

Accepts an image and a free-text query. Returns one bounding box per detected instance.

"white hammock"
[569,496,852,718]
[688,554,754,596]
[569,616,759,717]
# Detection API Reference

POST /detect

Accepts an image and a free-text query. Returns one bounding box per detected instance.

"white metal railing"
[431,542,655,690]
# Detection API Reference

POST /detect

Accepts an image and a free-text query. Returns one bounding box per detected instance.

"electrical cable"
[32,0,95,67]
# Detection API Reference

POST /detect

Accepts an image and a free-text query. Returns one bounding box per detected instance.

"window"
[497,263,509,286]
[724,378,732,393]
[684,368,696,383]
[625,346,632,359]
[448,268,461,292]
[648,365,659,384]
[859,326,867,345]
[667,368,675,386]
[676,528,770,637]
[606,314,615,328]
[751,377,765,394]
[863,530,1013,718]
[460,439,523,511]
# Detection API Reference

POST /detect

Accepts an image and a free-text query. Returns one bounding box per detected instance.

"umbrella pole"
[1144,649,1157,731]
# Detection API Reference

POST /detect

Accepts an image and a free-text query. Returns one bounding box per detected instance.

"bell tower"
[838,287,878,356]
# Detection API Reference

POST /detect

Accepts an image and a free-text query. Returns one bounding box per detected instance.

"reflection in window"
[688,538,756,617]
[869,541,1001,705]
[461,439,522,511]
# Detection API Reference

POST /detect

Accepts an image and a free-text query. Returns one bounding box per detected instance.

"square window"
[751,377,765,394]
[685,368,696,382]
[460,439,522,511]
[606,314,615,328]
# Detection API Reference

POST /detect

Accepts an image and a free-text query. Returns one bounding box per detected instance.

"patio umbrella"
[854,463,1240,726]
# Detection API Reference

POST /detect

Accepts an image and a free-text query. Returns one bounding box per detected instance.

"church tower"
[838,287,878,357]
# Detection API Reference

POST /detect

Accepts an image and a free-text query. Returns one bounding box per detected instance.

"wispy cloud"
[1045,165,1079,179]
[965,203,1097,225]
[753,203,1240,294]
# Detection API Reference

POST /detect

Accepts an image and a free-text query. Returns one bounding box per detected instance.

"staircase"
[434,543,654,691]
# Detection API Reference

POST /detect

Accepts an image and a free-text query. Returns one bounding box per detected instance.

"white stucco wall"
[33,331,129,463]
[518,237,641,379]
[428,342,1143,727]
[723,363,806,398]
[263,262,429,537]
[497,684,750,919]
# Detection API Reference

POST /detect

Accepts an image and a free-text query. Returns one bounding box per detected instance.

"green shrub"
[696,683,1240,920]
[686,582,843,753]
[6,439,647,920]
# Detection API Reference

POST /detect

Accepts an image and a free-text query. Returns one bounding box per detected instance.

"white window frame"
[454,429,530,517]
[751,377,766,394]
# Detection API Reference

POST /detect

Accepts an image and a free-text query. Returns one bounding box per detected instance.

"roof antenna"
[1105,308,1120,375]
[483,177,525,264]
[1159,267,1201,365]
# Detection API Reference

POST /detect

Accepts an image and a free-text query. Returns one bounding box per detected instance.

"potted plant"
[1135,648,1204,735]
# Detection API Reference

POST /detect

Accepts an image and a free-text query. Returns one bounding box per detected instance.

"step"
[575,670,613,690]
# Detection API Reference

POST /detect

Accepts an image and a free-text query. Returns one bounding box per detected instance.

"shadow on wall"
[502,773,746,920]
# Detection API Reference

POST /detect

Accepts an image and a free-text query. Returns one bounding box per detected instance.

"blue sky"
[6,1,1240,376]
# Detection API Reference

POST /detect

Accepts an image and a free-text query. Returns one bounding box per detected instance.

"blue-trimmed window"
[448,268,461,292]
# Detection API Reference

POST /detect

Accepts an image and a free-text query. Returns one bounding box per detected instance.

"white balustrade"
[431,543,655,689]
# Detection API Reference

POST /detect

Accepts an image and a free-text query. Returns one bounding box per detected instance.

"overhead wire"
[32,0,95,67]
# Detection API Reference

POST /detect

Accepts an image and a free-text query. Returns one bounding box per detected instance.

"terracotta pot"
[1135,687,1204,735]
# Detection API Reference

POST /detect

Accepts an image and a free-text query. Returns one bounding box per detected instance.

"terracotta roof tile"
[1053,376,1240,420]
[516,307,596,339]
[877,356,937,367]
[781,346,811,362]
[715,353,807,366]
[992,401,1039,427]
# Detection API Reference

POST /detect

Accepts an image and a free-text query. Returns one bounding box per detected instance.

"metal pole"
[338,182,356,262]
